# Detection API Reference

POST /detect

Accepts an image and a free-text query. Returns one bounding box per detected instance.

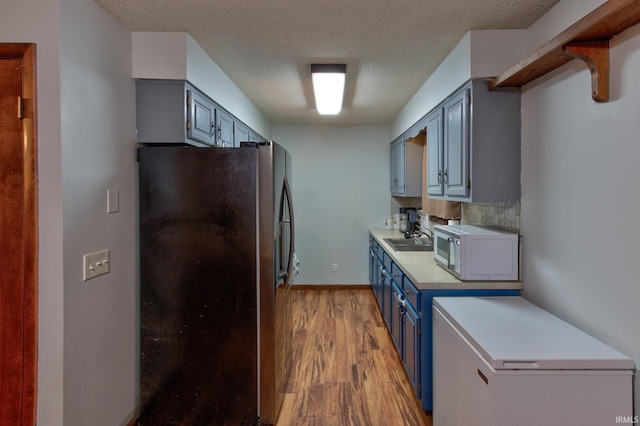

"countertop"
[369,228,523,291]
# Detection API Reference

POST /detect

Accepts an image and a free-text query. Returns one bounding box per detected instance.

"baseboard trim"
[290,284,371,291]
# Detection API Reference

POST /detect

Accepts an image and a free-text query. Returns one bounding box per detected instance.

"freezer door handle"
[501,361,540,369]
[477,369,489,385]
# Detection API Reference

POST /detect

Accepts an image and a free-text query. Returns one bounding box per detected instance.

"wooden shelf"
[489,0,640,102]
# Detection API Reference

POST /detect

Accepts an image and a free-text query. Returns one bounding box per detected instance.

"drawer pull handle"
[477,369,488,385]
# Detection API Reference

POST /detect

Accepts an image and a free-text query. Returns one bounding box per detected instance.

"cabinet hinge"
[186,119,191,131]
[17,96,24,120]
[467,179,471,189]
[186,93,190,108]
[417,327,421,336]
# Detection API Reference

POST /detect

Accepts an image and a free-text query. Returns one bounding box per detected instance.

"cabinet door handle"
[437,170,442,184]
[443,169,448,184]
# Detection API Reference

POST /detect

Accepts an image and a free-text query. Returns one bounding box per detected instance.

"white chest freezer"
[432,297,634,426]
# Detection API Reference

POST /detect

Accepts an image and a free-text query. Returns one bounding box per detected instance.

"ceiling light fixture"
[311,64,346,115]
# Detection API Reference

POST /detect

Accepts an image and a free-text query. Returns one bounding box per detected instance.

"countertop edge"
[369,228,523,291]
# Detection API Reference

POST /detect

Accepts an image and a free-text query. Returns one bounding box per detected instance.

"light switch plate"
[107,189,119,213]
[83,249,110,281]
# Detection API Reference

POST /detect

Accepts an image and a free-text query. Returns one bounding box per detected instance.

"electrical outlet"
[83,249,110,281]
[332,263,338,272]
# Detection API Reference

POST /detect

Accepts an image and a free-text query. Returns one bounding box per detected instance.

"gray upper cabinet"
[136,79,215,147]
[442,88,470,198]
[215,107,234,147]
[390,136,404,195]
[234,120,250,146]
[187,88,216,146]
[425,107,444,197]
[391,123,423,197]
[426,80,521,202]
[136,79,263,149]
[249,130,266,143]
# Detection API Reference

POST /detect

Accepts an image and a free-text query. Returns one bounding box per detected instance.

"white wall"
[1,0,139,424]
[0,1,65,423]
[391,29,526,139]
[520,0,640,413]
[132,32,272,139]
[272,125,390,284]
[391,34,471,138]
[59,0,138,424]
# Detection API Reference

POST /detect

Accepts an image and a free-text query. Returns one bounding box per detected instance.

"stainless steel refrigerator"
[138,142,295,425]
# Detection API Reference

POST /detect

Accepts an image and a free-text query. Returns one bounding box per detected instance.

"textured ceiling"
[93,0,560,125]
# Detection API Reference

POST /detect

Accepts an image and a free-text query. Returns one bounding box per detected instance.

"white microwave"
[433,224,519,281]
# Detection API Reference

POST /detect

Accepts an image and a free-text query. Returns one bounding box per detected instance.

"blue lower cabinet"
[368,238,376,288]
[380,262,391,327]
[383,267,393,329]
[403,300,421,396]
[369,233,520,412]
[419,288,520,412]
[391,281,404,353]
[376,259,385,309]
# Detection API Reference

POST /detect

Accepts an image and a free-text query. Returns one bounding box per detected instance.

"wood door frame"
[0,43,38,426]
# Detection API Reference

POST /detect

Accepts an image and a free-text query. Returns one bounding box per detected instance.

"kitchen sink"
[383,237,434,252]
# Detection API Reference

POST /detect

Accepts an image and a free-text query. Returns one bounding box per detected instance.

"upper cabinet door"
[442,88,470,198]
[215,107,234,147]
[187,88,215,146]
[390,137,401,194]
[390,131,423,197]
[234,120,250,147]
[426,107,444,197]
[394,139,406,194]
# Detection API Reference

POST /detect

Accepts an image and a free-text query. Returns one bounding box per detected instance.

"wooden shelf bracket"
[563,41,610,102]
[489,0,640,103]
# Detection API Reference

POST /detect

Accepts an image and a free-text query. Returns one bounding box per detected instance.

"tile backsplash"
[462,201,520,233]
[390,196,521,234]
[390,196,422,214]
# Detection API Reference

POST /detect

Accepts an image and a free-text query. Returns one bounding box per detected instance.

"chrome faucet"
[404,228,433,240]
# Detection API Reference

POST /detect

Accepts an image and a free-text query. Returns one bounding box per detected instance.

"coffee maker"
[400,207,418,233]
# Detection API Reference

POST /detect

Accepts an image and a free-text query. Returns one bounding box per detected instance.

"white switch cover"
[83,249,110,281]
[107,189,119,213]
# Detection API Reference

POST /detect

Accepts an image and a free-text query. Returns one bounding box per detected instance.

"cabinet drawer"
[390,262,403,285]
[383,252,393,272]
[370,237,379,254]
[403,278,420,310]
[375,241,383,259]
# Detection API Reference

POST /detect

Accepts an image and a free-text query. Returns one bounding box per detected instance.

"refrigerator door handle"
[277,176,295,284]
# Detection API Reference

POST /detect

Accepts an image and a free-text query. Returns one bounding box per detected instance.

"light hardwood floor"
[277,288,433,426]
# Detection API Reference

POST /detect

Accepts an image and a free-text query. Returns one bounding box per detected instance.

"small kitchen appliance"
[402,207,418,233]
[433,224,518,281]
